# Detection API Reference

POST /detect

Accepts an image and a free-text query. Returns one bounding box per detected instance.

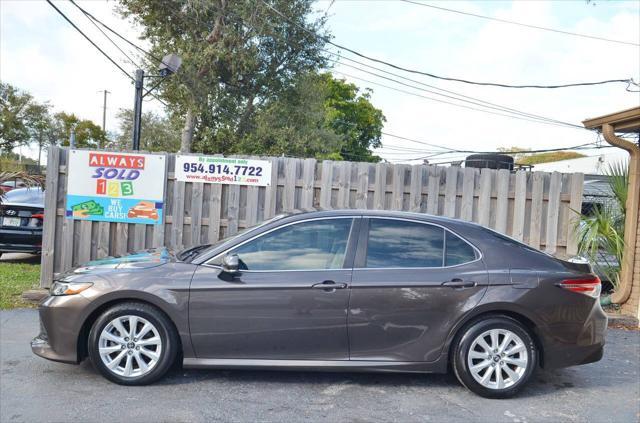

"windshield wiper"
[178,244,211,262]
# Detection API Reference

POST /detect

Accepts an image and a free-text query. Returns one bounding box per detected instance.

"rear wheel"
[452,316,537,398]
[88,302,178,385]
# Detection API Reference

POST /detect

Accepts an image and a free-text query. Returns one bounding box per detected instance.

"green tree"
[25,102,57,169]
[0,83,34,151]
[225,72,385,161]
[113,108,181,152]
[117,0,329,152]
[52,112,107,148]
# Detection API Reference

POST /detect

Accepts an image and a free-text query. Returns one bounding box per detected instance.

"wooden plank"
[477,169,492,226]
[566,172,584,256]
[443,166,458,218]
[191,182,204,246]
[300,158,316,209]
[207,183,222,243]
[153,153,169,247]
[409,165,423,212]
[545,172,562,254]
[460,167,475,221]
[320,160,334,209]
[133,224,146,251]
[114,223,128,256]
[529,172,544,249]
[373,162,387,210]
[171,180,186,249]
[512,170,527,241]
[96,222,110,258]
[337,161,351,209]
[39,146,60,287]
[494,169,510,234]
[263,157,279,218]
[227,184,240,235]
[283,158,297,211]
[426,166,440,214]
[246,185,259,227]
[391,164,405,210]
[355,162,369,209]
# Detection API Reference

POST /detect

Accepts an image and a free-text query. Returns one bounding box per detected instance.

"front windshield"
[177,213,289,262]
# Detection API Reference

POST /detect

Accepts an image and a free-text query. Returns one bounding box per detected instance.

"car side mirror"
[221,253,240,274]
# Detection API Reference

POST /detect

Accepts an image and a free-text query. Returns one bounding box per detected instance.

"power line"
[260,0,637,89]
[328,57,583,129]
[399,0,640,47]
[46,0,134,82]
[333,70,587,129]
[71,0,140,70]
[325,50,584,128]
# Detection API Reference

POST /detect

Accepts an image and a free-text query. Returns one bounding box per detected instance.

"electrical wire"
[325,50,584,129]
[328,58,583,129]
[260,0,637,89]
[399,0,640,47]
[333,70,587,129]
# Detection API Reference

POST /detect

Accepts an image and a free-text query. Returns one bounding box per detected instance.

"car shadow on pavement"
[146,364,600,399]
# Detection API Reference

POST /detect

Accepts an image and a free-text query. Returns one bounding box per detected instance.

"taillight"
[558,276,601,298]
[31,213,44,219]
[29,212,44,227]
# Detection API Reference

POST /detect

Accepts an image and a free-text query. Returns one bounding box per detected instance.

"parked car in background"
[0,187,45,257]
[31,210,607,398]
[0,179,27,194]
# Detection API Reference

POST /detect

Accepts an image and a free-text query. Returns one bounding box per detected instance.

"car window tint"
[231,219,353,271]
[445,231,477,266]
[366,219,444,268]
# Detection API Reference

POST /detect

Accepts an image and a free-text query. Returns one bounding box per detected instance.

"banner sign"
[175,155,272,186]
[65,150,166,225]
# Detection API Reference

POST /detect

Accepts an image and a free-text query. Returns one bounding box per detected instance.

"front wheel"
[452,316,537,398]
[88,302,178,385]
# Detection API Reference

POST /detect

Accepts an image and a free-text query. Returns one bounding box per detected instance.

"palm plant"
[577,161,628,291]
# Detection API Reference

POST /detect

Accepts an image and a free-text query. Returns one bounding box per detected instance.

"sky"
[1,0,639,164]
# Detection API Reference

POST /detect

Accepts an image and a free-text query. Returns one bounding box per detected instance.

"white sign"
[175,155,272,186]
[66,150,166,224]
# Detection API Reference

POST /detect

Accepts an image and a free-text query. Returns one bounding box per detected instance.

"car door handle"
[312,280,347,291]
[442,279,477,288]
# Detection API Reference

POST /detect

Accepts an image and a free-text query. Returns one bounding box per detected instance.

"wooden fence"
[40,147,584,287]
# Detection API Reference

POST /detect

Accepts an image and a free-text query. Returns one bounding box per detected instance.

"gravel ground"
[1,309,638,423]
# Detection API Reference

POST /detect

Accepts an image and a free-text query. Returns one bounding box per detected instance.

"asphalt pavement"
[1,309,638,423]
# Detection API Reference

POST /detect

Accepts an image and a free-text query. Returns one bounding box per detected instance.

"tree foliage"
[1,83,36,151]
[116,0,385,160]
[112,108,181,152]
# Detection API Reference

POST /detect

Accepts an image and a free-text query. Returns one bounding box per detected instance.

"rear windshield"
[3,188,44,205]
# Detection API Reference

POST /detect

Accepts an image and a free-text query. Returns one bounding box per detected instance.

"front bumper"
[31,294,90,364]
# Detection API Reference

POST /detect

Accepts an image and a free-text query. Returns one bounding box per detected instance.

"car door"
[189,217,359,360]
[348,217,488,362]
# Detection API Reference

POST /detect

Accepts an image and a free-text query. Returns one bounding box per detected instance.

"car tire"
[88,302,178,385]
[452,316,537,398]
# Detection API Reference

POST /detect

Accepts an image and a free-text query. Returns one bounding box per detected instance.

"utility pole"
[70,127,76,149]
[132,69,144,151]
[99,90,110,149]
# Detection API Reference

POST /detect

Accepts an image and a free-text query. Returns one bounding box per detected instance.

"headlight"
[50,282,93,296]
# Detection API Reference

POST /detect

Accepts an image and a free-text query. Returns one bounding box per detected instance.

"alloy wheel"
[98,315,162,378]
[466,328,528,390]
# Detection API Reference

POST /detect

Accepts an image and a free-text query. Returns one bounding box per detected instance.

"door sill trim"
[183,358,439,373]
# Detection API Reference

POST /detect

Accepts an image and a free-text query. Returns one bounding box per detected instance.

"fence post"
[39,146,60,288]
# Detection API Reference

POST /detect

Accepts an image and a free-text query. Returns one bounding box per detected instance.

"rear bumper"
[0,228,42,253]
[540,300,608,369]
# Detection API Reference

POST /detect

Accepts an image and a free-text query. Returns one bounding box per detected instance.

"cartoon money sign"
[65,150,166,224]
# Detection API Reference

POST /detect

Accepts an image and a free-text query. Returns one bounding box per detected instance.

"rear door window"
[445,231,477,266]
[365,219,444,268]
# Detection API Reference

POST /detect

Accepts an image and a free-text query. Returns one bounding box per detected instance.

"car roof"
[279,208,479,229]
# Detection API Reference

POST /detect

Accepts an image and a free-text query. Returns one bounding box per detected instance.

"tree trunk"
[180,108,195,153]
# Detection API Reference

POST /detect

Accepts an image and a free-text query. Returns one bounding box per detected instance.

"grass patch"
[0,262,41,309]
